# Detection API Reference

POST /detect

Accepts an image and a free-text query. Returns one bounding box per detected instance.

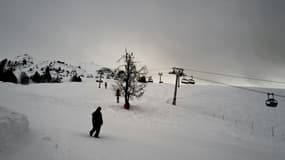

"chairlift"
[181,75,195,85]
[265,93,278,108]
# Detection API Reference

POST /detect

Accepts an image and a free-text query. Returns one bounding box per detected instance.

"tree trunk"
[124,53,130,109]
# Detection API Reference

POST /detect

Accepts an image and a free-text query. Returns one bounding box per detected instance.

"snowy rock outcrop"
[0,54,88,83]
[0,106,29,147]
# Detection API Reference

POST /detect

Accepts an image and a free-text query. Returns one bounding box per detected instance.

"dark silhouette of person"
[104,82,108,89]
[89,106,103,138]
[116,89,121,103]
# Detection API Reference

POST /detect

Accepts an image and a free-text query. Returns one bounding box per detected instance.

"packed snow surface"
[0,106,29,149]
[0,80,284,160]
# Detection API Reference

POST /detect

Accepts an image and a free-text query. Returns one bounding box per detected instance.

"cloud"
[0,0,284,81]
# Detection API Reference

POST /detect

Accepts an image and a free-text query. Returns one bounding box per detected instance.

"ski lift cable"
[147,68,285,97]
[194,76,285,99]
[148,67,285,85]
[184,68,285,85]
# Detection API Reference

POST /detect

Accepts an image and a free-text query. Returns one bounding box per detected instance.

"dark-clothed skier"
[104,82,108,89]
[116,89,120,103]
[89,106,103,138]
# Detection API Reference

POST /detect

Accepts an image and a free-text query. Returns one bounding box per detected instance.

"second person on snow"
[89,106,103,138]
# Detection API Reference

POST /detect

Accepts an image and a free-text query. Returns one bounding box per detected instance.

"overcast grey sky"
[0,0,285,80]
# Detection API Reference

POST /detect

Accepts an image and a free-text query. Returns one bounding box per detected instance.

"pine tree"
[70,73,82,82]
[20,72,30,85]
[113,49,148,109]
[42,66,52,82]
[31,71,41,83]
[3,68,17,83]
[0,59,8,82]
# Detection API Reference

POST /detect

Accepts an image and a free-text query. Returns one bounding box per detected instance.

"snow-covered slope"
[0,106,29,149]
[0,80,284,160]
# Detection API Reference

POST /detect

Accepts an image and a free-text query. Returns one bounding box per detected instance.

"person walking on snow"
[104,82,108,89]
[116,89,120,103]
[89,106,103,138]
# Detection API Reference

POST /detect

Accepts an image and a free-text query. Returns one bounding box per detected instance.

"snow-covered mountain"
[34,60,87,78]
[0,54,118,83]
[1,54,89,82]
[2,54,35,77]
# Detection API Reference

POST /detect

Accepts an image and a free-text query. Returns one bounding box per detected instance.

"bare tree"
[113,49,148,109]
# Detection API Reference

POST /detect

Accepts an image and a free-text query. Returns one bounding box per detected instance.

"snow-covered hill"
[0,80,284,160]
[0,54,117,83]
[1,54,89,82]
[34,60,87,80]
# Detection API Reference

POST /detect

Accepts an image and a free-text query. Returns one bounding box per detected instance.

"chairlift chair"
[181,75,195,85]
[265,93,278,108]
